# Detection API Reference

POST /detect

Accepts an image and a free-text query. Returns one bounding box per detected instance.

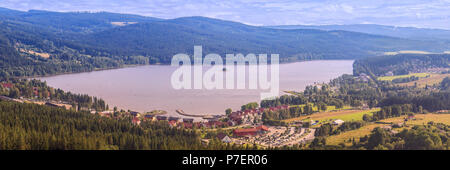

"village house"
[217,133,232,143]
[168,120,178,127]
[0,83,13,90]
[99,110,114,117]
[132,117,141,125]
[182,122,202,129]
[332,119,345,126]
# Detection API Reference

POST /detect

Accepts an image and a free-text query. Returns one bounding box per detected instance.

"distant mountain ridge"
[80,16,449,63]
[266,24,450,41]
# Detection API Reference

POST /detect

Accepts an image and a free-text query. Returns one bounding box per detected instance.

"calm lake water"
[37,60,353,117]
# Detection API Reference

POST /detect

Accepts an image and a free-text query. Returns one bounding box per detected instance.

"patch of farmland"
[327,113,450,146]
[284,108,378,123]
[377,73,430,81]
[326,124,382,146]
[397,73,450,87]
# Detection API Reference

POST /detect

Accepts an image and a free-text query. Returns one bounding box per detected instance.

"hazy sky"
[1,0,450,29]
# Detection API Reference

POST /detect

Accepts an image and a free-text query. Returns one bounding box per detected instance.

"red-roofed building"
[233,125,269,137]
[269,107,276,111]
[256,125,269,131]
[168,120,177,127]
[132,117,141,125]
[233,128,258,136]
[259,108,265,112]
[1,83,13,89]
[183,122,193,129]
[32,87,39,96]
[244,110,250,114]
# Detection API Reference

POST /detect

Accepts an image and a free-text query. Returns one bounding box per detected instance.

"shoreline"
[25,59,354,79]
[25,63,164,79]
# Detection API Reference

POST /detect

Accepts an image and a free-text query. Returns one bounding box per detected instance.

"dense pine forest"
[0,79,107,111]
[0,101,248,150]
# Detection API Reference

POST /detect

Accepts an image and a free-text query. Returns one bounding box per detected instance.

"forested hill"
[1,7,450,77]
[0,7,161,34]
[81,16,447,63]
[353,54,450,77]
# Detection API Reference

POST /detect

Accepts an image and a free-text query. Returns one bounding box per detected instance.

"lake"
[37,60,354,117]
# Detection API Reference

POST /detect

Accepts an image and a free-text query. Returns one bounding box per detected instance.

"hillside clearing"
[377,73,430,81]
[397,73,450,87]
[326,113,450,146]
[284,108,379,123]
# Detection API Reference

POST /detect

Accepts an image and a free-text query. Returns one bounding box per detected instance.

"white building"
[332,119,345,125]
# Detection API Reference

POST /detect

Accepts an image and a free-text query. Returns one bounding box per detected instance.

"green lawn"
[377,73,430,81]
[325,108,380,122]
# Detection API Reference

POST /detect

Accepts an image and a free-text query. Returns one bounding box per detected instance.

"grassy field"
[379,113,450,125]
[326,124,382,146]
[397,73,450,88]
[19,49,50,58]
[289,104,352,113]
[326,113,450,146]
[377,73,430,81]
[284,108,379,123]
[325,108,380,122]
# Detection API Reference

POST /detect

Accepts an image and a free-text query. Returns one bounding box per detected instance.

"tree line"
[0,101,242,150]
